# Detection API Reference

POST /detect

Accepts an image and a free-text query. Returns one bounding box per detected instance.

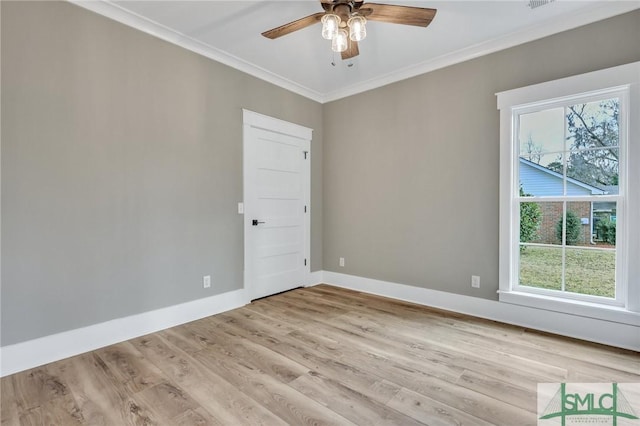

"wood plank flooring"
[2,285,639,425]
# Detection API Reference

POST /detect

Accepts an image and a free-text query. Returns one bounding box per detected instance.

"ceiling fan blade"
[364,3,437,27]
[341,40,359,60]
[262,12,325,39]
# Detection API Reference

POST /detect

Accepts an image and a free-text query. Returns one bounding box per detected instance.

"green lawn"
[519,246,616,298]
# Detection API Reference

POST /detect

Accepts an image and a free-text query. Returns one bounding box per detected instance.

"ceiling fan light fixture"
[321,14,341,40]
[261,2,438,61]
[331,28,349,53]
[347,15,366,42]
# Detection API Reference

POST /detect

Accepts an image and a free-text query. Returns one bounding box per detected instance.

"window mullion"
[561,107,568,294]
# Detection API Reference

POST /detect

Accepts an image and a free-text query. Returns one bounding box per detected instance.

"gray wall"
[1,1,323,346]
[2,1,639,347]
[322,10,640,300]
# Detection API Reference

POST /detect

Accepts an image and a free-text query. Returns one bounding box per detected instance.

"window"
[497,62,640,323]
[516,92,623,305]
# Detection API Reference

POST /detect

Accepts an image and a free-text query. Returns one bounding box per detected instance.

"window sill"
[498,290,640,326]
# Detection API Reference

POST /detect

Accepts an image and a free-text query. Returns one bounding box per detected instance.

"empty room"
[1,0,639,424]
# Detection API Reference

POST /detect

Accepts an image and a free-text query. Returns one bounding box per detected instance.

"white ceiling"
[74,1,640,102]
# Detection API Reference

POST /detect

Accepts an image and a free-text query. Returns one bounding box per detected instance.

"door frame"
[242,109,312,300]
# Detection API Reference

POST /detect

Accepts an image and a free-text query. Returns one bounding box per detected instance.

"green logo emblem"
[539,383,639,425]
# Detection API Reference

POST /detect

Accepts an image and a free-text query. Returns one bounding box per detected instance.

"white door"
[243,110,311,300]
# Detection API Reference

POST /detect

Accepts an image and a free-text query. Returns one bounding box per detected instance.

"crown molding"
[68,0,325,103]
[69,1,638,105]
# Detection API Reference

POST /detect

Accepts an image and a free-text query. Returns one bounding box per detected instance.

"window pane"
[566,148,619,191]
[520,201,562,245]
[564,202,592,246]
[519,246,562,291]
[566,98,619,150]
[593,201,617,247]
[565,247,615,298]
[519,107,565,155]
[519,153,565,197]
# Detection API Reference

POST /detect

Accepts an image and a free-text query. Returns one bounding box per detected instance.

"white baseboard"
[321,271,640,351]
[0,289,247,377]
[3,271,637,376]
[1,272,323,377]
[306,270,324,287]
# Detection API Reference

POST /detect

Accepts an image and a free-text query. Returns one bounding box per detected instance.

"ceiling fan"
[262,1,437,60]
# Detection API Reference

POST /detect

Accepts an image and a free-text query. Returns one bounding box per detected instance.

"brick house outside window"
[519,158,615,246]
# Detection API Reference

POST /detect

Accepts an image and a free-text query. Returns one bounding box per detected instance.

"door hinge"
[304,259,307,266]
[303,151,309,159]
[304,205,307,213]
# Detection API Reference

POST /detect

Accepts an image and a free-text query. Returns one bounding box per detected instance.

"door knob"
[252,219,265,226]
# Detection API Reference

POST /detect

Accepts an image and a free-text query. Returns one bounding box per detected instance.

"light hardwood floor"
[2,285,639,425]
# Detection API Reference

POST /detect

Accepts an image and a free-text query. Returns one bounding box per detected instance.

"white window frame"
[497,62,640,326]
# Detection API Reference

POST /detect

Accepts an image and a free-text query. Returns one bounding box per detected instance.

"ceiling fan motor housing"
[332,3,356,23]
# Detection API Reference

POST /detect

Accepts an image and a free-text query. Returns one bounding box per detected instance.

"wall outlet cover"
[471,275,480,288]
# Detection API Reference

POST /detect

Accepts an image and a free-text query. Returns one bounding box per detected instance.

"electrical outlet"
[339,257,345,267]
[471,275,480,288]
[203,275,211,289]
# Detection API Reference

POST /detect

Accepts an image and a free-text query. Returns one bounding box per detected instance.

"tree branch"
[568,105,608,148]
